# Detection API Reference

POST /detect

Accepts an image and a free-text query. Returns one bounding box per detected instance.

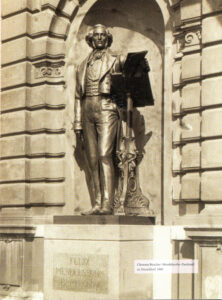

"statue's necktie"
[87,51,105,81]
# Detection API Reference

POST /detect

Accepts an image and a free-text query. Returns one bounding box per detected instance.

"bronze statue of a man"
[74,24,125,215]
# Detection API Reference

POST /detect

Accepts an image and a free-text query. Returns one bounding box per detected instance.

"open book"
[111,51,154,107]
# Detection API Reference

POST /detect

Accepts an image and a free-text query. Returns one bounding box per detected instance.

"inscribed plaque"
[53,253,108,294]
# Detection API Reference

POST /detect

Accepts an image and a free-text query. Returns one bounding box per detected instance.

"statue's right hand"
[75,130,84,143]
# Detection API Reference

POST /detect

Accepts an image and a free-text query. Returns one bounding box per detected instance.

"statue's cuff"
[74,121,82,131]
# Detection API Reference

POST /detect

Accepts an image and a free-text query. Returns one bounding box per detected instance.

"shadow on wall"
[206,0,222,19]
[73,139,95,209]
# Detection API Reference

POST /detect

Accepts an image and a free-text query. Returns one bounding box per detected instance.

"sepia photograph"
[1,0,222,299]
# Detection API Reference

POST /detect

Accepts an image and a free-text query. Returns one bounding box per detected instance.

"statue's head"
[85,24,113,49]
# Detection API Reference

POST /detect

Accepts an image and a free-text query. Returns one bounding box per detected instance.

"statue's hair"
[85,24,113,48]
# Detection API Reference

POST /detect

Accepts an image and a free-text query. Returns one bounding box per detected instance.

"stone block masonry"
[172,0,222,213]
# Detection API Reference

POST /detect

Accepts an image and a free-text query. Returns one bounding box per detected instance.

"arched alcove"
[64,0,171,223]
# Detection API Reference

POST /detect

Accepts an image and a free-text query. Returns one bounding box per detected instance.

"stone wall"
[1,2,222,299]
[171,0,222,225]
[1,0,77,222]
[1,0,172,224]
[1,0,222,224]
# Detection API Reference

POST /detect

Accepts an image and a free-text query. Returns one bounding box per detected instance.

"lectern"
[111,51,155,216]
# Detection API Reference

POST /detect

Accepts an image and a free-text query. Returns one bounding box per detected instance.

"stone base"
[4,223,218,299]
[5,221,222,299]
[43,219,155,300]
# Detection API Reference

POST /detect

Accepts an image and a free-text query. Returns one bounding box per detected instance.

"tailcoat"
[74,49,125,131]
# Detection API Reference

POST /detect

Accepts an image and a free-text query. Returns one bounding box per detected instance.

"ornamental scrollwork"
[184,30,201,47]
[174,28,201,55]
[34,61,65,79]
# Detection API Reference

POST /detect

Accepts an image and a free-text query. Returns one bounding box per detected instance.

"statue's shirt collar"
[88,49,106,65]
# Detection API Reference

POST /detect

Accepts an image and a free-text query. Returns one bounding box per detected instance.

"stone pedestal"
[4,222,222,299]
[43,216,155,300]
[0,218,155,300]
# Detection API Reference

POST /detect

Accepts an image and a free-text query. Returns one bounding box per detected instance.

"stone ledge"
[44,223,154,241]
[1,110,65,136]
[2,11,69,42]
[0,217,53,226]
[0,225,36,236]
[0,135,65,160]
[0,182,65,207]
[1,62,65,91]
[1,86,65,112]
[0,158,65,182]
[1,37,65,66]
[173,215,222,226]
[185,226,222,239]
[0,134,65,160]
[53,215,155,225]
[1,0,41,18]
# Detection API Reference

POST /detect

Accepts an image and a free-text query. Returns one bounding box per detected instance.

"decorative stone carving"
[184,30,201,47]
[174,28,201,55]
[34,61,65,79]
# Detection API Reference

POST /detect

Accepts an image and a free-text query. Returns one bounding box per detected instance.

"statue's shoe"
[100,200,113,215]
[99,208,113,215]
[81,204,101,215]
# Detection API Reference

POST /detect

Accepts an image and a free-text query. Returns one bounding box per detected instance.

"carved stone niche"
[69,0,164,220]
[185,227,222,300]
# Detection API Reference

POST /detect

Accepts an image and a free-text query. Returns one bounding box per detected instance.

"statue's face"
[92,27,108,50]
